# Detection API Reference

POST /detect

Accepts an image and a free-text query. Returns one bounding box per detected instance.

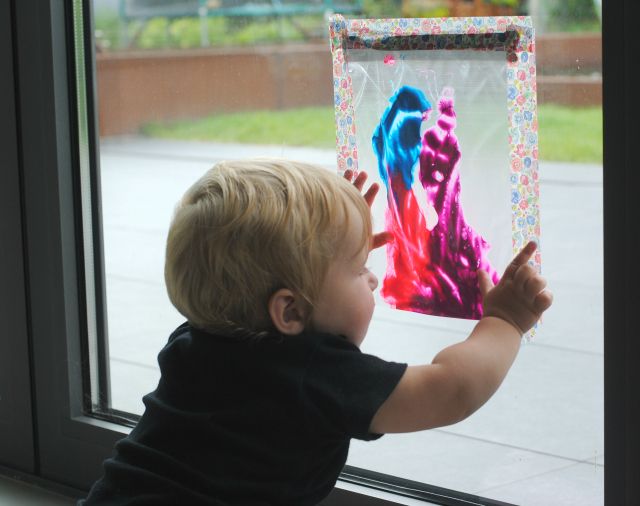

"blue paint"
[372,86,432,191]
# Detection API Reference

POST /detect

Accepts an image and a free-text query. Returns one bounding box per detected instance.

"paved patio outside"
[99,137,603,506]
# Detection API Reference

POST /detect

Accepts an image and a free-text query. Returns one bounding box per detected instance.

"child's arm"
[369,241,553,434]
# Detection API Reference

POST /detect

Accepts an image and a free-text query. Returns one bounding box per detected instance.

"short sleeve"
[301,333,407,441]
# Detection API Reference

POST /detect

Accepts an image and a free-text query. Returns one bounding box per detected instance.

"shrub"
[548,0,600,32]
[138,17,171,49]
[362,0,402,18]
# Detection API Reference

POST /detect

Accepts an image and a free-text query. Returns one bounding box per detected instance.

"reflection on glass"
[90,1,603,504]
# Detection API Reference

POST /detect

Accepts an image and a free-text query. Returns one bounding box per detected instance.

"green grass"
[142,104,602,163]
[537,105,602,163]
[142,107,336,148]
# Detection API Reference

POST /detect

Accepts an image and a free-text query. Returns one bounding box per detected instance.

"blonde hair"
[165,158,372,334]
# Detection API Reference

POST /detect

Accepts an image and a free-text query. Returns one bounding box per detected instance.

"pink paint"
[383,54,396,66]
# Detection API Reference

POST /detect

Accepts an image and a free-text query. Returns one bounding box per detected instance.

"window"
[1,1,638,505]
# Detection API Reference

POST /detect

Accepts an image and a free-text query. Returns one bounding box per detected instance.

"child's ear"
[268,288,307,335]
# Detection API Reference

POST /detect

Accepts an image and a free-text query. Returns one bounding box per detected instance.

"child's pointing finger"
[503,241,537,281]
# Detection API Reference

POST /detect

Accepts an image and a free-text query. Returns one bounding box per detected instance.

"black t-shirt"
[80,323,407,506]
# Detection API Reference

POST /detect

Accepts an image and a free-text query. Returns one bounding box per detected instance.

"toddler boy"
[81,158,552,505]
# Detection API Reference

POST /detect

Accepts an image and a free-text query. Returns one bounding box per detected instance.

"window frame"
[601,2,640,505]
[9,0,121,490]
[0,0,35,475]
[2,0,638,504]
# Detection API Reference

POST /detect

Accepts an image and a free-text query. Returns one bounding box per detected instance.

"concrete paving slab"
[538,179,603,289]
[103,227,167,287]
[110,358,161,416]
[105,276,181,366]
[349,429,574,495]
[532,281,603,354]
[477,460,604,506]
[101,136,339,169]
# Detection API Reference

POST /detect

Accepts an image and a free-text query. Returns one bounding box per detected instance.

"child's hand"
[477,241,553,335]
[343,169,393,249]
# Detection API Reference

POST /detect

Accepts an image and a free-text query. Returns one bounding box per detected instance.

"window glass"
[90,0,602,503]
